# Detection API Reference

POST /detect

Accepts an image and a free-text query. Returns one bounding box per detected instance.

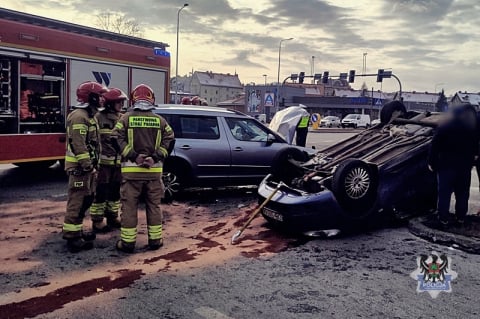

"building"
[450,92,480,108]
[190,71,243,106]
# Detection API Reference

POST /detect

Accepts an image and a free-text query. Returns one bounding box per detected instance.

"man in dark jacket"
[428,106,478,226]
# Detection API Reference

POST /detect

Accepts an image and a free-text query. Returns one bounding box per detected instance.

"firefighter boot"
[92,220,111,233]
[67,238,94,253]
[106,216,121,229]
[82,231,96,241]
[116,240,135,253]
[148,238,164,251]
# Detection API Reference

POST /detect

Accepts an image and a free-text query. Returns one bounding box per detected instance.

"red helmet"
[131,84,155,110]
[191,96,200,105]
[104,88,127,102]
[181,96,192,105]
[76,81,108,107]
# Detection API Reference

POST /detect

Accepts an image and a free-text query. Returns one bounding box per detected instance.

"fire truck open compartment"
[1,57,66,135]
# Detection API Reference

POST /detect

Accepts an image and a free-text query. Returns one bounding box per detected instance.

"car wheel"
[380,100,407,124]
[332,159,378,219]
[162,160,190,202]
[271,147,309,184]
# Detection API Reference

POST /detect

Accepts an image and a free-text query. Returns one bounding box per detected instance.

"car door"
[223,117,287,180]
[161,113,231,182]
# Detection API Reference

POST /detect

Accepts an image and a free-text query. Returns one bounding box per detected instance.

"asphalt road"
[1,131,480,319]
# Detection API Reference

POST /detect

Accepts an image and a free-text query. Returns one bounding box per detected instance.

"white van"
[341,114,371,128]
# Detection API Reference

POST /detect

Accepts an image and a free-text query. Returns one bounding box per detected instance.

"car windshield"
[344,114,358,119]
[226,117,269,142]
[323,116,335,120]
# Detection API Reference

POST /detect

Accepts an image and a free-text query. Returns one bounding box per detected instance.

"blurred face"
[99,95,106,107]
[114,100,124,113]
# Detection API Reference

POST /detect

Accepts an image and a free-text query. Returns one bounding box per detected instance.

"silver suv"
[153,105,307,198]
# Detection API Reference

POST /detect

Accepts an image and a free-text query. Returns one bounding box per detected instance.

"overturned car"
[258,101,464,236]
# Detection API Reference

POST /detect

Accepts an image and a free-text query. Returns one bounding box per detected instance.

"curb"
[408,216,480,254]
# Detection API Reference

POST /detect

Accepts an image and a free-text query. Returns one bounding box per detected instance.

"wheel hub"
[345,167,370,199]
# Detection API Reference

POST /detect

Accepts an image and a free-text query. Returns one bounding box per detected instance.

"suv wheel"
[162,161,190,202]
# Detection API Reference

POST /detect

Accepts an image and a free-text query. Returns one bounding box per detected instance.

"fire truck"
[0,8,170,168]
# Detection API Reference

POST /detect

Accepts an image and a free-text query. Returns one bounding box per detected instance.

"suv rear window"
[160,114,219,140]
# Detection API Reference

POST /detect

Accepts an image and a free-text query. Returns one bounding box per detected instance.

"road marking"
[194,306,234,319]
[51,193,67,198]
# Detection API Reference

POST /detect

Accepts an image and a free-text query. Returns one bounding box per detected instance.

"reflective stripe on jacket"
[111,110,174,180]
[64,108,100,171]
[95,111,121,166]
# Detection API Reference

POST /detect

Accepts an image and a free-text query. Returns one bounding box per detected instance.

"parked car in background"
[341,114,371,128]
[320,116,341,128]
[371,119,381,126]
[153,105,311,199]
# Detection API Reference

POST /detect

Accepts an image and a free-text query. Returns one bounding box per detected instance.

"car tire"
[380,100,407,124]
[162,160,190,202]
[332,159,378,219]
[270,147,308,184]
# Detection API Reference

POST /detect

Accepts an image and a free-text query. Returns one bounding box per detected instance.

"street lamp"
[263,74,267,85]
[362,52,367,75]
[276,37,293,113]
[175,3,189,104]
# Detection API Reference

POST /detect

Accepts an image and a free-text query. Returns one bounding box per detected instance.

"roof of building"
[194,71,243,88]
[217,94,245,106]
[451,92,480,106]
[400,92,439,104]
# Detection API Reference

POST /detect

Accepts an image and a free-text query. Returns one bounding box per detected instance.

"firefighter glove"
[141,156,154,168]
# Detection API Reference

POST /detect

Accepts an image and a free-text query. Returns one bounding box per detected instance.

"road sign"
[264,93,275,107]
[153,48,170,57]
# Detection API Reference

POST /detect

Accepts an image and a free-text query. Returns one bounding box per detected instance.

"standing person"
[428,106,478,226]
[63,81,108,252]
[295,108,310,147]
[90,88,127,232]
[112,84,175,253]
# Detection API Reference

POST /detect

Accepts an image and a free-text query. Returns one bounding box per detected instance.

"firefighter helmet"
[131,84,155,110]
[191,96,200,105]
[181,96,192,105]
[104,88,127,112]
[76,81,108,108]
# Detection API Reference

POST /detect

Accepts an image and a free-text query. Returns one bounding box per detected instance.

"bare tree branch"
[95,12,144,38]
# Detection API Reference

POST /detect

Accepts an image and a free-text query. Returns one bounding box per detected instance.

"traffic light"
[322,71,329,84]
[348,70,355,83]
[377,69,384,82]
[299,71,305,84]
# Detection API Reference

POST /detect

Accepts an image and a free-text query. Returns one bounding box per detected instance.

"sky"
[2,0,480,95]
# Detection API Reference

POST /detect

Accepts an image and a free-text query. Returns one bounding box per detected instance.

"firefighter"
[63,81,108,253]
[90,88,127,232]
[112,84,175,253]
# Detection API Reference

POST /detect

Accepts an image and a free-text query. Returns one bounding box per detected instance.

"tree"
[95,12,144,37]
[435,89,448,112]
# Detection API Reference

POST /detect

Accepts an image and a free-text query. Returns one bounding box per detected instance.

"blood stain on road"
[0,269,143,319]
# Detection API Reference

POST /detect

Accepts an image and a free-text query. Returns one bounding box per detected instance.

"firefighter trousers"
[91,165,121,222]
[63,169,97,239]
[119,178,164,245]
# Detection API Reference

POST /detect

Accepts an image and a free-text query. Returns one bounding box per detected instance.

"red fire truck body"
[0,8,170,167]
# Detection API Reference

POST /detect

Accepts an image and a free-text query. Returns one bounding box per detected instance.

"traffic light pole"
[355,73,403,99]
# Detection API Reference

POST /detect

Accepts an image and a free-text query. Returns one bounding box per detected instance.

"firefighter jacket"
[112,110,174,180]
[95,111,121,166]
[64,108,100,172]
